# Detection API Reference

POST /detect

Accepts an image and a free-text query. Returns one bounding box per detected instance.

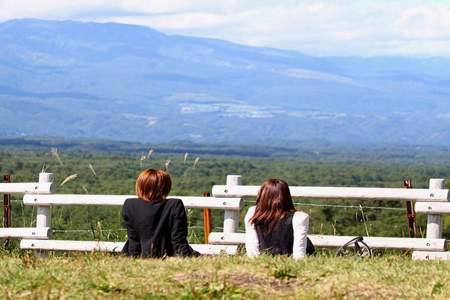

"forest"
[1,139,450,247]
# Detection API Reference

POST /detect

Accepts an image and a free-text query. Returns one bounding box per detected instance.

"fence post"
[203,192,211,243]
[426,178,444,239]
[3,175,12,248]
[36,172,53,256]
[223,175,241,234]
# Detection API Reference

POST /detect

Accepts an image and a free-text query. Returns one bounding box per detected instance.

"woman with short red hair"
[245,179,314,259]
[122,169,199,257]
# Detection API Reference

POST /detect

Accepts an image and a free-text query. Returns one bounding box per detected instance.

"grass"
[1,251,450,299]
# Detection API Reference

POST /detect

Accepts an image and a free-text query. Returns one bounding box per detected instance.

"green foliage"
[1,146,450,242]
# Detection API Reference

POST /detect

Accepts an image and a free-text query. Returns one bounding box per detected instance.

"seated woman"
[245,179,314,259]
[122,168,199,257]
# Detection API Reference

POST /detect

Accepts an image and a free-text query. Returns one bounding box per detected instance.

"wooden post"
[3,175,12,227]
[3,175,12,248]
[203,192,211,243]
[403,179,417,237]
[36,172,53,256]
[426,178,444,239]
[223,175,241,234]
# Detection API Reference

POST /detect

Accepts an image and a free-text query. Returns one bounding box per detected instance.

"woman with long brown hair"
[122,169,199,257]
[245,179,314,259]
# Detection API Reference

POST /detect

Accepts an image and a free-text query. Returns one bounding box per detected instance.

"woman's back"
[255,210,295,255]
[245,206,313,259]
[122,197,197,257]
[122,169,198,258]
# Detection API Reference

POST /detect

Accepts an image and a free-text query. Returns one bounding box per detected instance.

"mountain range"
[1,19,450,146]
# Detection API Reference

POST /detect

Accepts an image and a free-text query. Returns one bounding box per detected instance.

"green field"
[1,252,449,299]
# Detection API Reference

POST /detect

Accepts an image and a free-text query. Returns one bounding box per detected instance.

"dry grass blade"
[88,163,97,177]
[82,185,89,194]
[51,147,63,165]
[359,204,371,237]
[147,148,154,159]
[193,157,200,168]
[139,153,146,168]
[165,159,171,171]
[60,174,77,186]
[183,152,189,163]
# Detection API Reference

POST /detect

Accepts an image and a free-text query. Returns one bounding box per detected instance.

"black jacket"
[121,197,199,257]
[256,211,315,256]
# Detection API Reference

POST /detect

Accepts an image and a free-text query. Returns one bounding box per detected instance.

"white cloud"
[1,0,450,56]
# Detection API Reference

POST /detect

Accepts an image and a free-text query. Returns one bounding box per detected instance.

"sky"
[1,0,450,57]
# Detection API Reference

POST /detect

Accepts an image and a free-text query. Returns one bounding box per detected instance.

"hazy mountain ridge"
[1,19,450,145]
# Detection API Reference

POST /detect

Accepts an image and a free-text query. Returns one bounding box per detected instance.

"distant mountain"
[1,19,450,146]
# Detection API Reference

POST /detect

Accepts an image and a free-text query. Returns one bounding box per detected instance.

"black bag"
[306,237,315,255]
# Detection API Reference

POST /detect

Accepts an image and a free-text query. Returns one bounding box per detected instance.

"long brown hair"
[250,179,296,236]
[135,169,172,201]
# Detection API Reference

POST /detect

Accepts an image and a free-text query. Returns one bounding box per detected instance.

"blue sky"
[1,0,450,57]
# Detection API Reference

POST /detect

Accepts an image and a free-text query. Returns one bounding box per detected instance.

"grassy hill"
[1,252,449,299]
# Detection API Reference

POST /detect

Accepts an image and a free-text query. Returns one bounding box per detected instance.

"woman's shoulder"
[244,206,256,222]
[292,211,309,224]
[123,197,139,206]
[247,206,256,212]
[164,198,184,208]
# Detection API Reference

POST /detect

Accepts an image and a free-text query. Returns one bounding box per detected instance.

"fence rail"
[415,202,450,213]
[23,194,243,210]
[0,182,53,194]
[0,227,51,239]
[20,239,238,255]
[208,232,447,251]
[212,185,450,202]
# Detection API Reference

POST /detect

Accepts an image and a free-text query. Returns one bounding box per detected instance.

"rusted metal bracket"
[403,179,417,237]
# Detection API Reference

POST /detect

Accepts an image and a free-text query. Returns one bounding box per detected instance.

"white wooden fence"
[1,173,450,260]
[0,172,240,255]
[209,176,450,260]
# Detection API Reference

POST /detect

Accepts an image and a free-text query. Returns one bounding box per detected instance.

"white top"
[244,206,309,260]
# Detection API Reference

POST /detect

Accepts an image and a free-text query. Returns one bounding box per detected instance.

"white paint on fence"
[36,173,53,229]
[208,232,245,244]
[0,227,51,239]
[208,232,447,251]
[309,235,446,251]
[415,202,450,213]
[20,239,238,255]
[212,185,450,202]
[23,194,243,210]
[412,251,450,260]
[0,182,53,194]
[34,173,54,257]
[222,175,241,234]
[426,179,445,239]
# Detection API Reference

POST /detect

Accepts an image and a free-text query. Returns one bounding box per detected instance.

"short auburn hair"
[135,169,172,201]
